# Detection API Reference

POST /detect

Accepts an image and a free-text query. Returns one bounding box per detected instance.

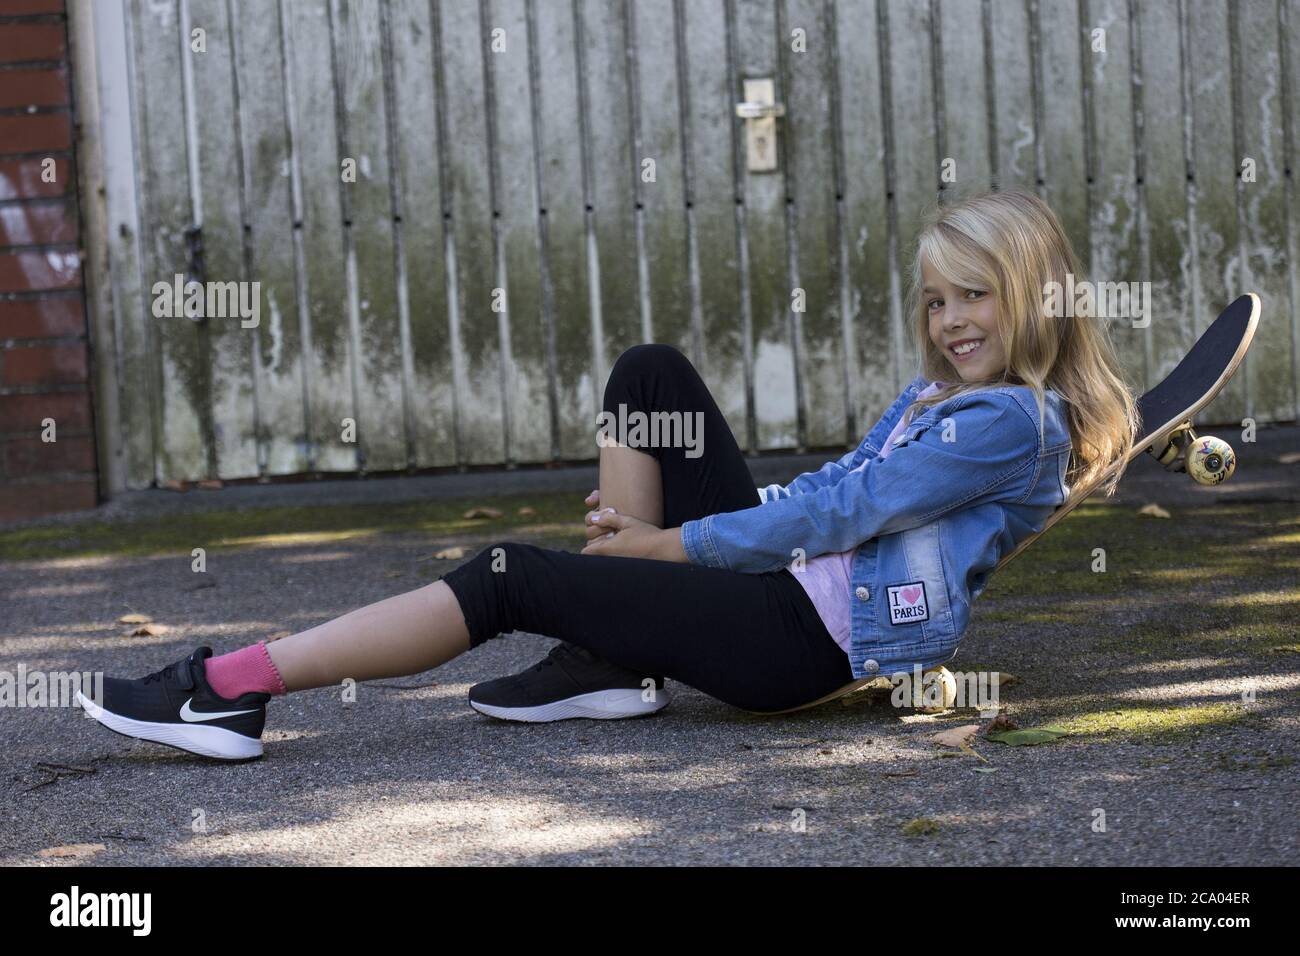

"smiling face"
[921,256,1009,383]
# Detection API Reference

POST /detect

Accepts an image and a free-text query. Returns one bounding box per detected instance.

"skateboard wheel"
[908,665,957,713]
[1185,435,1235,485]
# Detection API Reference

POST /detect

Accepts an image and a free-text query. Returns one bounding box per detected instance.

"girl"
[78,189,1137,761]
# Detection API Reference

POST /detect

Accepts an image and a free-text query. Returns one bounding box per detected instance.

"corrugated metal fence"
[78,0,1300,491]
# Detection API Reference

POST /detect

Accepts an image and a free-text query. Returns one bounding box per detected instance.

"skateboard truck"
[1147,423,1237,486]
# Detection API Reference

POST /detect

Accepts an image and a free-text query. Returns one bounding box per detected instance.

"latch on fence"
[735,78,786,173]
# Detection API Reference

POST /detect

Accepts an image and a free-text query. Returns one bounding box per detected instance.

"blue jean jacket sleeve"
[756,372,931,504]
[682,391,1041,572]
[756,445,860,503]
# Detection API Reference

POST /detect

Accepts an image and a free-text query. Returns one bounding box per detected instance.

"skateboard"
[751,293,1262,716]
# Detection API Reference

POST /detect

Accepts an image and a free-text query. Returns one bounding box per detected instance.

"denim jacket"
[679,373,1073,679]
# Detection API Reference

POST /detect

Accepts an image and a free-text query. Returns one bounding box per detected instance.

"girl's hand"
[581,510,678,560]
[583,490,614,543]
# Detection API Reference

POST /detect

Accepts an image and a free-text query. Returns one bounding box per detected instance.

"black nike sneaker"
[468,641,670,722]
[77,646,270,761]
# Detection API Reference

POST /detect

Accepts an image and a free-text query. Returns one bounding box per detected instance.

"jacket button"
[855,586,870,601]
[864,659,880,674]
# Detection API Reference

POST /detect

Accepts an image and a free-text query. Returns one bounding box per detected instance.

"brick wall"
[0,0,99,523]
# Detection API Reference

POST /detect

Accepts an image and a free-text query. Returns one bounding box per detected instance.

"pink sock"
[204,641,288,699]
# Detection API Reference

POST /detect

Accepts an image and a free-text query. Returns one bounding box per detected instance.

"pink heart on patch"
[901,585,922,605]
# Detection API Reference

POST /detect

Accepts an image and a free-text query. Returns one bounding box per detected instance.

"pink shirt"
[786,382,947,656]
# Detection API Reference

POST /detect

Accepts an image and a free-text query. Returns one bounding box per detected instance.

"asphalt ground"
[2,424,1297,865]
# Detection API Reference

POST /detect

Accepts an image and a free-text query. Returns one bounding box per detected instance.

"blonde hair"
[900,188,1139,499]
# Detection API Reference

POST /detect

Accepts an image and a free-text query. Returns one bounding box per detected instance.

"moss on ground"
[0,491,590,562]
[986,501,1300,598]
[978,607,1087,625]
[1208,751,1296,772]
[1094,606,1300,657]
[974,500,1298,661]
[1031,701,1262,745]
[902,817,942,836]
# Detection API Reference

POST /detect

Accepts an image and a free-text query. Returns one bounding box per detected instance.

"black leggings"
[439,343,854,713]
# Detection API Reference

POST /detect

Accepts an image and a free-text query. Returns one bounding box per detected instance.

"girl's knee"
[474,540,537,574]
[608,343,690,388]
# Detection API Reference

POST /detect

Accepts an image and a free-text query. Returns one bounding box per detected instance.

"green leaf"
[985,727,1069,746]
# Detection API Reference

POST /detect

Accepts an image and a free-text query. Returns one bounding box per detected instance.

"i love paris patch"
[887,581,930,625]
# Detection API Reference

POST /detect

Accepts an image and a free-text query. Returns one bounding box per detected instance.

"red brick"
[0,249,81,292]
[0,156,71,199]
[0,295,83,338]
[0,341,87,385]
[0,0,66,13]
[0,22,66,63]
[1,431,93,476]
[0,113,72,154]
[0,478,98,523]
[0,199,77,246]
[0,389,91,431]
[0,66,68,108]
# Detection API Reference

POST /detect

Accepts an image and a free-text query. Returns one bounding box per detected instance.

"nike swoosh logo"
[179,698,258,722]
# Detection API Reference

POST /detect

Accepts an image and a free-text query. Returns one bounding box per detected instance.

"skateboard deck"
[750,293,1261,716]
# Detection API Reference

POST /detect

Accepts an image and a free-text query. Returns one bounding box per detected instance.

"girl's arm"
[682,391,1041,573]
[755,445,860,503]
[757,372,931,503]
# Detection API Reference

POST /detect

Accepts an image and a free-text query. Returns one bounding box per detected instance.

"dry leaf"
[118,613,152,624]
[1138,503,1171,518]
[37,843,105,859]
[1278,452,1300,465]
[517,506,537,516]
[462,507,503,520]
[985,714,1018,734]
[433,546,466,560]
[931,724,981,748]
[125,623,166,637]
[958,740,990,764]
